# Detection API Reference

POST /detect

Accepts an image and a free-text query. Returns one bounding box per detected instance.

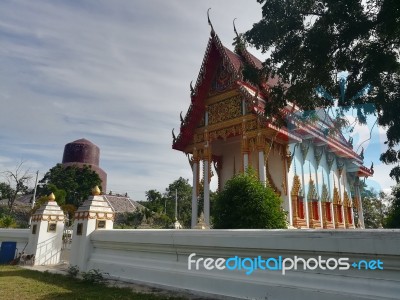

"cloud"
[0,0,266,199]
[0,0,395,200]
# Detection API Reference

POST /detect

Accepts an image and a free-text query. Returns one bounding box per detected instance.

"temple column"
[331,200,336,229]
[258,151,266,183]
[286,146,293,226]
[355,179,365,228]
[301,160,310,228]
[328,171,336,229]
[338,171,346,228]
[242,135,249,171]
[351,196,356,229]
[257,134,266,185]
[315,167,324,228]
[191,157,199,229]
[202,133,211,226]
[203,159,210,226]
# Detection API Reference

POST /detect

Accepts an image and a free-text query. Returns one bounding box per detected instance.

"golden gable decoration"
[321,184,330,202]
[208,95,241,125]
[333,186,341,205]
[307,178,318,201]
[291,174,302,196]
[343,191,351,207]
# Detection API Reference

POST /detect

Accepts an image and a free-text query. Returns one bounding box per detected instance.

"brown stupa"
[62,138,107,192]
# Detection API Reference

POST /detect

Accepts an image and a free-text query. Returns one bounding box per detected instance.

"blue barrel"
[0,241,17,264]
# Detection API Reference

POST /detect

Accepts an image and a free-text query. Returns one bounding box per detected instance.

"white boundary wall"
[86,229,400,300]
[0,229,29,254]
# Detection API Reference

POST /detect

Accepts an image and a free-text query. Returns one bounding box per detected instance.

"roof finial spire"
[207,8,215,36]
[233,18,239,39]
[190,80,194,96]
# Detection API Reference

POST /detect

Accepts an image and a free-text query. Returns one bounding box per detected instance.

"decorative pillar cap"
[48,192,56,201]
[92,186,101,196]
[194,212,210,229]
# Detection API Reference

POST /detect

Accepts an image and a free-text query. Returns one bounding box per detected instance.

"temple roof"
[172,30,373,177]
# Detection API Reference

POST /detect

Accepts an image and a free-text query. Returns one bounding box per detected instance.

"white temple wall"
[329,155,339,196]
[250,148,257,172]
[318,151,331,200]
[85,229,400,300]
[0,229,29,255]
[219,139,241,189]
[266,146,285,193]
[266,145,288,212]
[341,166,352,198]
[286,143,297,225]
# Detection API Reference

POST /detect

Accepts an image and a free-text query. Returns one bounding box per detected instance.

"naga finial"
[180,111,184,124]
[190,80,194,96]
[348,136,353,147]
[207,8,215,36]
[359,147,364,160]
[233,18,239,39]
[172,128,176,142]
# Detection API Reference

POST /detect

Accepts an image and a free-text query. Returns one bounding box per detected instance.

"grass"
[0,265,186,300]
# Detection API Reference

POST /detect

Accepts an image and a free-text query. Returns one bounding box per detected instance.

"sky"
[0,0,396,200]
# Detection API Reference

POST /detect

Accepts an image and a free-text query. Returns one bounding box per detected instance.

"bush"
[67,265,79,278]
[0,215,17,228]
[81,269,108,284]
[213,169,287,229]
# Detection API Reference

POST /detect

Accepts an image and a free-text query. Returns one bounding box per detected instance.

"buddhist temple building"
[172,19,373,229]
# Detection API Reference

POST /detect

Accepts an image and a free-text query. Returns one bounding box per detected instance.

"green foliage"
[0,214,17,228]
[0,182,14,201]
[47,184,67,206]
[143,189,165,214]
[245,0,400,181]
[164,177,192,228]
[67,265,80,278]
[359,186,388,228]
[384,184,400,228]
[31,195,49,214]
[141,177,193,228]
[39,164,102,207]
[81,269,107,285]
[213,169,287,229]
[0,206,28,228]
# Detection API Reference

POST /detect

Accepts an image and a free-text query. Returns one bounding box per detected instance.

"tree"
[213,170,287,229]
[32,184,67,213]
[141,177,197,228]
[164,177,193,228]
[1,162,31,210]
[143,189,166,214]
[384,184,400,228]
[39,164,102,207]
[0,182,14,204]
[358,186,388,228]
[244,0,400,181]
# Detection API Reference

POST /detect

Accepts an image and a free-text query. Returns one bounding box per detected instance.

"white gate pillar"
[70,186,114,271]
[27,193,65,265]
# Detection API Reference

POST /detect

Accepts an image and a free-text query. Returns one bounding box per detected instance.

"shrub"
[213,169,287,229]
[81,269,107,284]
[67,265,79,278]
[0,215,17,228]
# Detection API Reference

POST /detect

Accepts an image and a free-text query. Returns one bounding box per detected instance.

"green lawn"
[0,265,186,300]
